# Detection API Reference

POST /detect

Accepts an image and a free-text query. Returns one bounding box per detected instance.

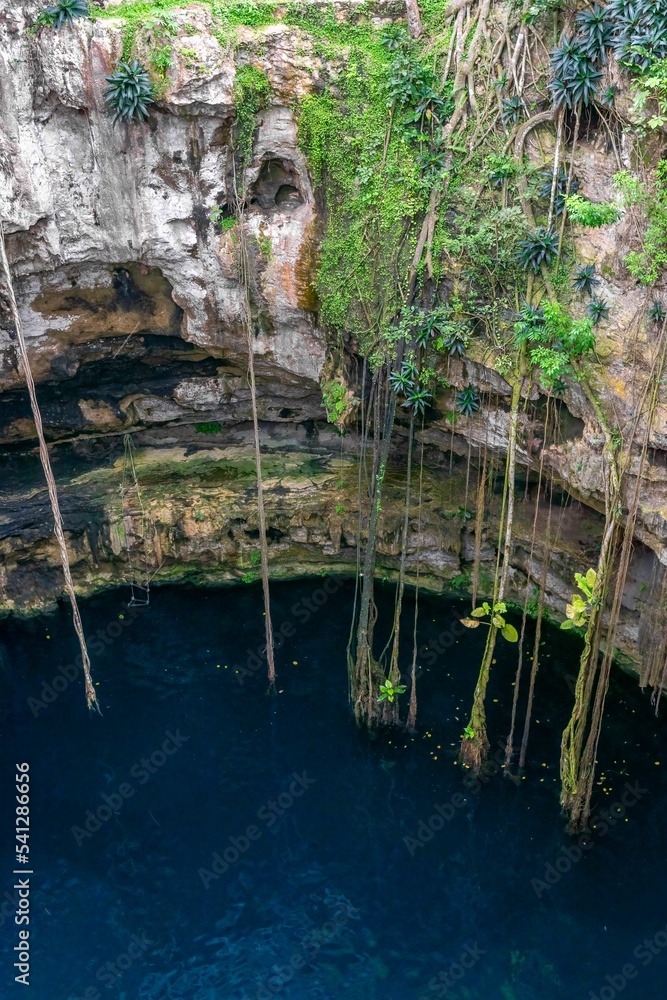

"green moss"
[321,380,348,424]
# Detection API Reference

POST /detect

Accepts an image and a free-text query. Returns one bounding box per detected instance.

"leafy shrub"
[515,301,596,387]
[565,194,621,227]
[537,164,579,216]
[485,153,517,189]
[516,226,559,272]
[322,380,348,425]
[104,61,154,123]
[402,387,432,416]
[37,0,88,29]
[607,0,667,72]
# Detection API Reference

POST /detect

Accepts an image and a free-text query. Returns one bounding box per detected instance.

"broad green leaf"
[501,623,519,643]
[492,615,505,628]
[560,620,574,630]
[471,607,487,618]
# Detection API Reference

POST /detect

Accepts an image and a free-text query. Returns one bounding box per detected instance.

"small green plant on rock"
[37,0,88,29]
[454,385,481,417]
[572,264,599,296]
[516,226,559,272]
[104,60,154,123]
[561,569,597,630]
[322,380,348,426]
[565,194,621,228]
[462,601,519,643]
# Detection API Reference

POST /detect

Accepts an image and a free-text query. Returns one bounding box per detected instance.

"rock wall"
[0,1,666,674]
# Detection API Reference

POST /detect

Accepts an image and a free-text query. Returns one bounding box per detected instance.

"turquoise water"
[1,580,666,999]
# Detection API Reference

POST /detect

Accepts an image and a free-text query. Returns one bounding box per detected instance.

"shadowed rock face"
[1,4,667,680]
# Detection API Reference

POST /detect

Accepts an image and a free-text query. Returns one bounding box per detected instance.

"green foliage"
[572,264,599,296]
[565,194,621,228]
[454,384,480,417]
[514,301,596,388]
[249,549,261,565]
[233,64,270,164]
[37,0,88,28]
[650,300,666,324]
[334,503,345,515]
[450,572,472,591]
[587,296,610,325]
[464,601,519,643]
[195,421,222,433]
[150,44,173,79]
[485,154,518,190]
[623,162,667,285]
[104,60,155,123]
[607,0,667,73]
[501,95,525,125]
[378,679,406,703]
[516,226,559,272]
[561,568,597,630]
[321,380,348,425]
[462,725,475,740]
[538,165,579,217]
[257,233,272,260]
[210,206,236,233]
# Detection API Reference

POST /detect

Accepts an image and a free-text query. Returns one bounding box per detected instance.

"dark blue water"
[1,580,666,1000]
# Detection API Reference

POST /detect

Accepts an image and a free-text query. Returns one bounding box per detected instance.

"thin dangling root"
[0,224,99,711]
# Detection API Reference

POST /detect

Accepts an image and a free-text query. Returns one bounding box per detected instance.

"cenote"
[1,580,666,1000]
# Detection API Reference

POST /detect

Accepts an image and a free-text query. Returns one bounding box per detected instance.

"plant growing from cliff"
[37,0,88,29]
[438,324,468,357]
[650,300,666,324]
[402,386,432,416]
[516,227,558,272]
[587,296,610,326]
[322,380,348,427]
[501,95,524,125]
[538,165,579,217]
[622,161,667,285]
[572,264,599,296]
[104,61,155,123]
[233,64,270,165]
[454,385,480,417]
[565,194,621,228]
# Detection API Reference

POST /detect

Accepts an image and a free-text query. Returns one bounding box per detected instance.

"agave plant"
[402,387,432,416]
[454,384,481,418]
[389,365,415,395]
[587,296,610,326]
[572,264,599,296]
[516,226,559,273]
[650,300,666,324]
[501,95,525,126]
[440,326,468,357]
[104,61,155,124]
[38,0,89,28]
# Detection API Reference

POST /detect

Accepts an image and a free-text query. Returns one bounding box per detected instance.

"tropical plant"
[454,384,481,417]
[389,363,416,394]
[402,387,432,415]
[549,34,601,109]
[587,296,610,325]
[461,601,519,643]
[565,194,621,228]
[608,0,667,72]
[576,3,613,62]
[378,679,406,703]
[561,568,597,630]
[104,61,155,123]
[516,226,559,272]
[486,153,517,189]
[438,323,468,357]
[572,263,599,295]
[650,300,667,324]
[462,725,475,740]
[501,95,525,125]
[37,0,88,28]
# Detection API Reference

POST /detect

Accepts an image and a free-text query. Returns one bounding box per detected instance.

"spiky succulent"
[402,387,432,416]
[650,300,666,324]
[38,0,89,28]
[607,0,667,72]
[587,296,610,325]
[516,226,559,273]
[454,385,481,418]
[104,60,155,124]
[572,264,599,296]
[576,4,613,61]
[389,366,415,395]
[501,95,525,126]
[440,327,468,357]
